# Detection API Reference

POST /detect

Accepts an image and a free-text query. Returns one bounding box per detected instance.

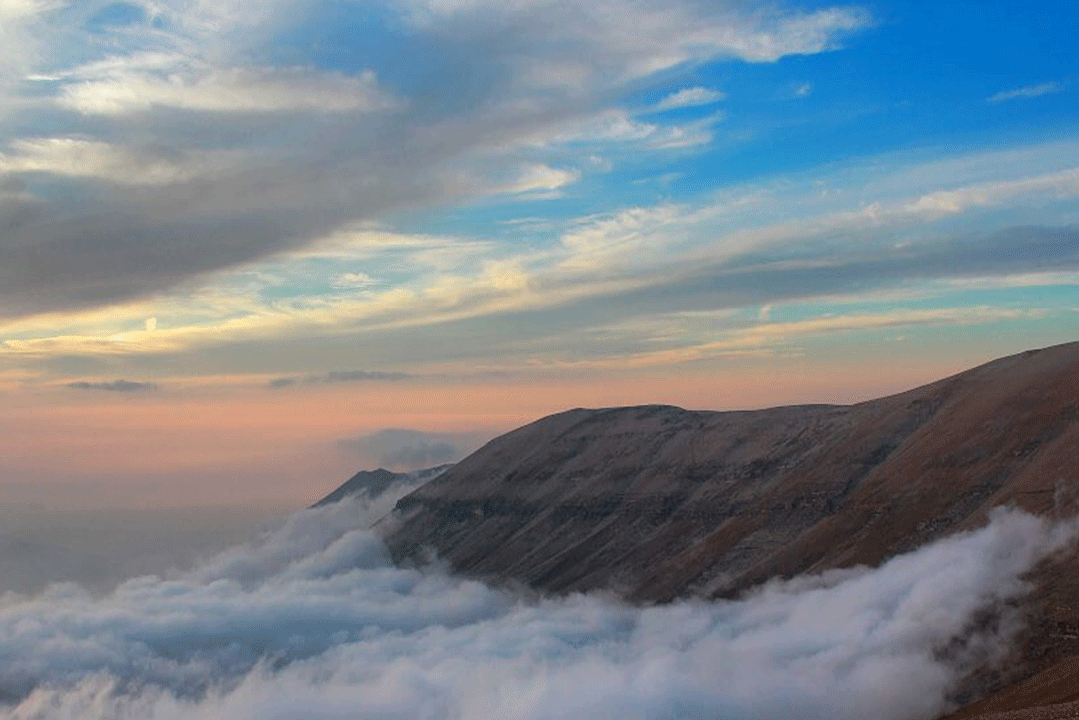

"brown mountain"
[372,341,1079,718]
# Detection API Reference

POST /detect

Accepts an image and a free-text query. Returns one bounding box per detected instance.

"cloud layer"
[0,0,870,322]
[66,379,157,392]
[0,494,1074,720]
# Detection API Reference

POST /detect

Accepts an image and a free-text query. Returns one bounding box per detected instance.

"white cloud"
[0,0,62,20]
[654,86,725,111]
[560,204,689,270]
[0,138,243,185]
[744,306,1046,338]
[902,167,1079,219]
[331,272,377,289]
[60,67,398,115]
[0,496,1073,720]
[537,306,1048,370]
[405,0,870,72]
[0,0,874,322]
[988,81,1064,103]
[795,82,813,97]
[501,163,581,195]
[0,0,63,90]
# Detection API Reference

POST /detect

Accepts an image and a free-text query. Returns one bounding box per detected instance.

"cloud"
[7,135,1075,380]
[988,81,1065,103]
[59,67,398,115]
[0,0,62,20]
[0,138,243,185]
[9,219,1075,381]
[0,0,871,322]
[66,378,157,392]
[501,164,581,196]
[268,370,411,388]
[653,86,725,111]
[337,428,491,470]
[331,273,377,289]
[0,499,1074,720]
[794,82,813,97]
[505,306,1049,371]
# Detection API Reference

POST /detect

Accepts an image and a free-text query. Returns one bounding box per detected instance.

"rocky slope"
[368,341,1079,718]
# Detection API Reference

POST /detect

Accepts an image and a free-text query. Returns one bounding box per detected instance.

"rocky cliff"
[373,341,1079,718]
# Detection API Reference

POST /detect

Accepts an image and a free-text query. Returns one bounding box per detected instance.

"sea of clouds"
[1,486,1075,720]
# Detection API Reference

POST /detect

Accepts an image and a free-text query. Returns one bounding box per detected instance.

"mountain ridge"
[320,340,1079,718]
[386,342,1079,604]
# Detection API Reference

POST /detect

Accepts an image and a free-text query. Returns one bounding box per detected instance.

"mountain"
[386,342,1079,600]
[369,341,1079,718]
[313,464,453,507]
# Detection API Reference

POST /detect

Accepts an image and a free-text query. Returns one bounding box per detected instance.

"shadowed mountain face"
[379,341,1079,718]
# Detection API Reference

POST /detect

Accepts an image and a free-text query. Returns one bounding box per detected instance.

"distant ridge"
[314,464,453,507]
[376,341,1079,718]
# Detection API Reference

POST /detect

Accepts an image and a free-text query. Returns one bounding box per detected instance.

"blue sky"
[0,0,1077,505]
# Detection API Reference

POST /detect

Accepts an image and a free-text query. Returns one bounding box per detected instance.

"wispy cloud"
[3,138,1077,381]
[0,0,63,21]
[60,67,399,115]
[511,306,1049,371]
[331,272,377,289]
[654,86,725,111]
[0,0,871,323]
[269,370,412,388]
[0,138,244,185]
[988,81,1064,103]
[67,379,158,392]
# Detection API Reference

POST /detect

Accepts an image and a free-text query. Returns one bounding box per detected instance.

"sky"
[0,0,1077,509]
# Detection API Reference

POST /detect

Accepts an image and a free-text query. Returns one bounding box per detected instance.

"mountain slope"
[386,342,1079,601]
[381,341,1079,716]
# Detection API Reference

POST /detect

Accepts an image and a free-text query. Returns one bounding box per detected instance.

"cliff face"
[386,342,1079,604]
[378,342,1079,718]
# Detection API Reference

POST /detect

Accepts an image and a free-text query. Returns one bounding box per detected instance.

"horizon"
[1,0,1078,511]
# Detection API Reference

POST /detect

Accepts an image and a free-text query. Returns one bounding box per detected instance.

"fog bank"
[1,495,1074,720]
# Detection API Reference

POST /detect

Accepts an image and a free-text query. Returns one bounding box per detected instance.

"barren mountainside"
[387,343,1079,600]
[369,341,1079,718]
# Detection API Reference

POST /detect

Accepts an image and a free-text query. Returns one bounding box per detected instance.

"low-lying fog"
[0,505,281,597]
[1,483,1074,720]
